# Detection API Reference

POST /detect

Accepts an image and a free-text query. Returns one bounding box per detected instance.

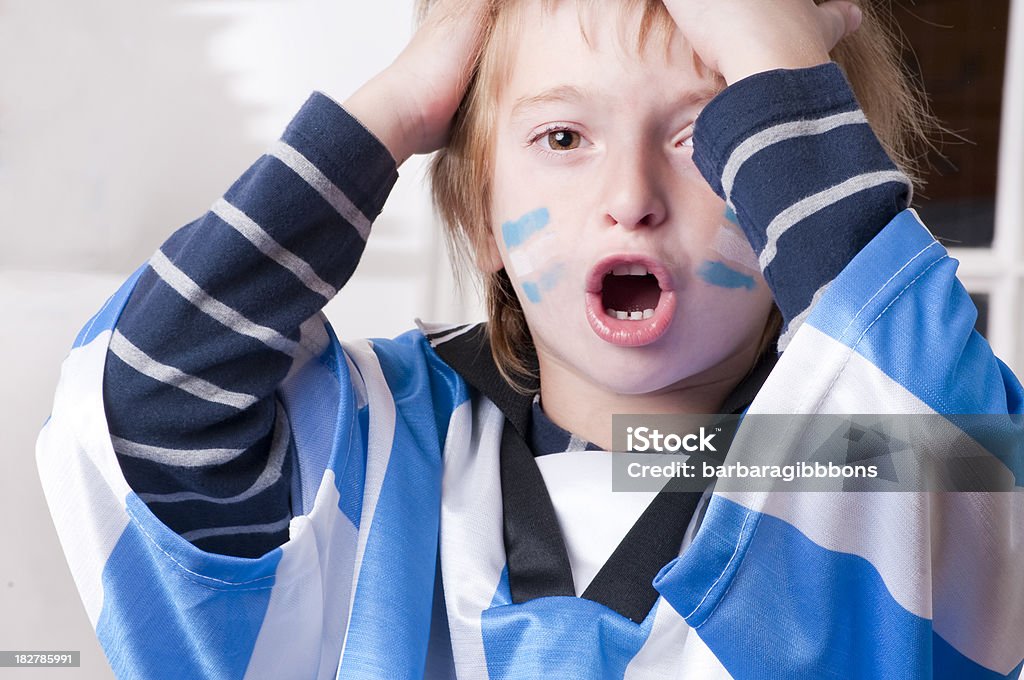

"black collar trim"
[423,323,536,438]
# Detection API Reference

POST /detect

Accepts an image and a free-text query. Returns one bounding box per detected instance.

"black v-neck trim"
[500,421,576,601]
[427,325,573,601]
[582,476,706,622]
[426,322,777,623]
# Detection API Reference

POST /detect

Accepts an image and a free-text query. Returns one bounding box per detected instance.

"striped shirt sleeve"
[692,63,913,350]
[102,92,398,557]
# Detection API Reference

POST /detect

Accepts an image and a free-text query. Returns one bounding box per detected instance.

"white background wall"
[0,1,480,678]
[0,0,481,333]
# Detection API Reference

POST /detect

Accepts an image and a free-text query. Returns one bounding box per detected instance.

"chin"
[585,360,695,398]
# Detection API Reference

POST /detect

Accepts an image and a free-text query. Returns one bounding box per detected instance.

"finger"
[417,0,492,65]
[816,1,864,50]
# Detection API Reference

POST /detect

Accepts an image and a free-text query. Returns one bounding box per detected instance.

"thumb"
[816,1,864,51]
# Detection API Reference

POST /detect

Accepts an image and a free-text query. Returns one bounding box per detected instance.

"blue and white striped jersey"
[36,64,1024,678]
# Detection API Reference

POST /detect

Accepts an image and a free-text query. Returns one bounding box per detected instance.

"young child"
[37,0,1024,677]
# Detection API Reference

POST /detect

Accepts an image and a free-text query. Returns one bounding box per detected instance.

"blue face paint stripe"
[521,263,564,304]
[502,208,550,248]
[522,281,542,303]
[698,260,756,290]
[724,205,739,225]
[537,263,564,290]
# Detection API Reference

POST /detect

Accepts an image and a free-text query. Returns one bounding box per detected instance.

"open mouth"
[601,264,662,320]
[585,256,678,347]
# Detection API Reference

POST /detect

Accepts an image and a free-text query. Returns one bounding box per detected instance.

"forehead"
[495,0,717,111]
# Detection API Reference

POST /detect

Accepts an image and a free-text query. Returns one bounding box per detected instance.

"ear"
[475,230,505,274]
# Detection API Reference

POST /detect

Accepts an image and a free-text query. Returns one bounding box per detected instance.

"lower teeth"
[606,308,655,321]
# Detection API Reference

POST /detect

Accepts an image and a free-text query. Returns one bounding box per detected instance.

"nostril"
[606,207,665,230]
[602,170,668,226]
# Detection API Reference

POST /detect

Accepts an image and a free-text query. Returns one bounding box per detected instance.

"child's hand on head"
[659,0,863,85]
[344,0,490,165]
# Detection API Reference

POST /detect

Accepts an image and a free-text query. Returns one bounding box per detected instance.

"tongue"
[602,275,661,312]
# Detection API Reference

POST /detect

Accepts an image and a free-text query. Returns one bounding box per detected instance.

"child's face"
[485,0,774,397]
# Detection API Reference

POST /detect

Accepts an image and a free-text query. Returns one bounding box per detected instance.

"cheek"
[685,220,772,336]
[497,207,571,306]
[501,207,550,250]
[708,223,760,275]
[520,262,567,304]
[695,222,762,292]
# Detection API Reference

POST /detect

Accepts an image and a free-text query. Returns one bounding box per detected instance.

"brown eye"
[546,130,580,150]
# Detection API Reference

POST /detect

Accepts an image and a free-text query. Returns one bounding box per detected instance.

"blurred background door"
[900,0,1024,371]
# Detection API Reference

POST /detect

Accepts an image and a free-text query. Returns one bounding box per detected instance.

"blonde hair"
[423,0,936,392]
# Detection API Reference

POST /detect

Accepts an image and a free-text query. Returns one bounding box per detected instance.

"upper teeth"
[612,264,650,277]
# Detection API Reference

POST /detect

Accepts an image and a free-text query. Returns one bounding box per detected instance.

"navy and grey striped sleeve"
[692,63,912,349]
[102,92,398,558]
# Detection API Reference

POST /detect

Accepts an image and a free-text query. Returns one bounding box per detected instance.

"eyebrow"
[510,83,721,121]
[511,85,590,121]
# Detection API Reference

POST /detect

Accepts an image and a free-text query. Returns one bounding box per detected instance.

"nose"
[600,147,669,230]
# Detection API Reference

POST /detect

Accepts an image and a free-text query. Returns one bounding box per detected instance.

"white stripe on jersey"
[36,331,133,626]
[337,339,398,661]
[742,322,1024,671]
[242,478,357,680]
[440,397,507,678]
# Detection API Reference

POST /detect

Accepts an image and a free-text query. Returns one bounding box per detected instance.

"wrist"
[718,48,833,86]
[342,73,421,167]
